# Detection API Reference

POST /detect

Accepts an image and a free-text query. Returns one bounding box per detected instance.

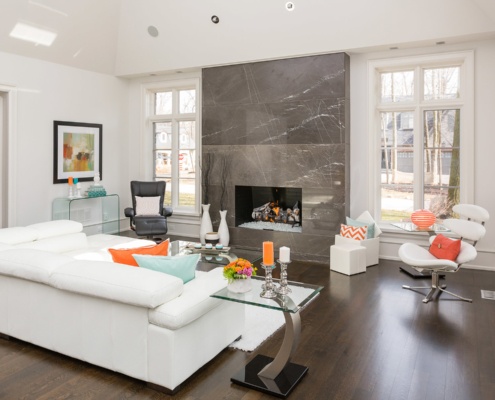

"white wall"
[0,51,129,226]
[350,38,495,269]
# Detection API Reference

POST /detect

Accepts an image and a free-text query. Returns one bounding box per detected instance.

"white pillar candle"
[279,246,290,263]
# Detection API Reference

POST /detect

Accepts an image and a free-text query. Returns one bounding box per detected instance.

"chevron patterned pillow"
[340,224,367,241]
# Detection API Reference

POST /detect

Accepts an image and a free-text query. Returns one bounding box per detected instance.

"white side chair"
[399,204,489,303]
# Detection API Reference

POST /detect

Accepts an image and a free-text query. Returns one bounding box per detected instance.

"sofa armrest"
[162,207,173,218]
[124,207,135,218]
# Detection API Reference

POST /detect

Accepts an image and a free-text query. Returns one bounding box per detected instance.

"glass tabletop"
[391,222,450,233]
[211,276,323,314]
[168,240,262,266]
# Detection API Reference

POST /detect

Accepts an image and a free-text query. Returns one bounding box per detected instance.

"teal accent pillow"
[133,253,200,283]
[346,217,375,239]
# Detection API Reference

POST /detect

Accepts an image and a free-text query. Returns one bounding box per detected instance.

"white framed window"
[368,51,474,223]
[144,78,201,215]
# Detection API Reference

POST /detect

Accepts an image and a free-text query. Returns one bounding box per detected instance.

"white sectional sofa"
[0,220,244,393]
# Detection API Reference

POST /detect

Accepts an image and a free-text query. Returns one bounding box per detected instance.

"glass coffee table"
[211,276,323,398]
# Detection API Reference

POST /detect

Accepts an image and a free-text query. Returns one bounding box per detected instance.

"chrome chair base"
[402,271,472,303]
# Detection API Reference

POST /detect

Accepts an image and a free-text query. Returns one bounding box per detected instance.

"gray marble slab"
[201,52,350,263]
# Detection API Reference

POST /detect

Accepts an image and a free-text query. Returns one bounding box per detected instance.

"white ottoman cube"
[330,244,366,276]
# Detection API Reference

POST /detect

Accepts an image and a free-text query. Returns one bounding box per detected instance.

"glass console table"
[391,222,449,278]
[52,194,120,235]
[211,277,323,398]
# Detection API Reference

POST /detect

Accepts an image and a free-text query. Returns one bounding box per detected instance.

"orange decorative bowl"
[411,209,436,229]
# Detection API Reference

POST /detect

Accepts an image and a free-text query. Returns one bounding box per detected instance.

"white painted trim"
[0,84,17,227]
[140,75,202,217]
[367,50,475,222]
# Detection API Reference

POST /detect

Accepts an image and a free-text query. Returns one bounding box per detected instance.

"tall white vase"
[218,210,230,246]
[200,204,213,244]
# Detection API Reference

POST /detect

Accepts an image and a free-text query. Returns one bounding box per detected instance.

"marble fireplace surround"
[202,52,350,263]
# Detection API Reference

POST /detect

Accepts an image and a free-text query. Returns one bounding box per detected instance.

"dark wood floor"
[2,256,495,399]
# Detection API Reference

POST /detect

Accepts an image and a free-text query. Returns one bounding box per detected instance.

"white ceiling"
[1,0,495,77]
[0,0,121,75]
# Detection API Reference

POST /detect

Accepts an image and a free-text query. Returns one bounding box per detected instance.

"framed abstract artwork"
[53,120,102,184]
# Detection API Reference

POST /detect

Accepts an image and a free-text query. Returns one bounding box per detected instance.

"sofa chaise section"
[0,233,244,393]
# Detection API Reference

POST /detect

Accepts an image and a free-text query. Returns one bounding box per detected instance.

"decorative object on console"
[74,178,82,197]
[87,185,107,197]
[68,176,74,198]
[218,210,230,246]
[411,209,436,229]
[223,258,257,293]
[133,253,200,284]
[108,239,170,266]
[340,224,367,240]
[87,172,107,197]
[53,120,102,184]
[199,204,213,244]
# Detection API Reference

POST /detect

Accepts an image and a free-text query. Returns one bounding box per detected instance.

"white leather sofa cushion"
[50,260,184,308]
[149,268,227,330]
[0,243,13,252]
[0,226,39,245]
[0,249,74,284]
[15,232,88,253]
[27,220,83,239]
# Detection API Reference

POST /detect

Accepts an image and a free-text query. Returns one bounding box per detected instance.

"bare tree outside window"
[379,66,461,221]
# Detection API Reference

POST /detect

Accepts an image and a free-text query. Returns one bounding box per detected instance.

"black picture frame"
[53,120,103,184]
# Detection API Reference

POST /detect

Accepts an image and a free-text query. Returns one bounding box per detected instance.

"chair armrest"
[124,207,135,218]
[163,207,173,218]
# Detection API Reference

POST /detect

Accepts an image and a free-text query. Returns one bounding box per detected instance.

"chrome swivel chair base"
[402,271,472,303]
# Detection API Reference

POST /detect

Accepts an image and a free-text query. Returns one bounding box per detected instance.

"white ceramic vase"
[200,204,213,244]
[218,209,230,246]
[228,277,252,293]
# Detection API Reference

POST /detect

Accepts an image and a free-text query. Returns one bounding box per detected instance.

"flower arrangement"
[223,258,257,283]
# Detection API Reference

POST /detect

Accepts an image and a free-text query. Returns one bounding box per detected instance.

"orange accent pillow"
[340,224,367,241]
[108,239,170,267]
[429,234,461,261]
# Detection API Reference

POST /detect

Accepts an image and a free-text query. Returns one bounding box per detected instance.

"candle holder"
[260,263,277,299]
[276,259,292,295]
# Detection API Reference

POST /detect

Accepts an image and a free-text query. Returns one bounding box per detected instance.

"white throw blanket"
[229,304,285,352]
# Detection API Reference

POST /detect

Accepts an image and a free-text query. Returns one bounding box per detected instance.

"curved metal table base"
[231,307,308,398]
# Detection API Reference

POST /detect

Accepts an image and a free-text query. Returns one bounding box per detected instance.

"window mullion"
[171,119,179,208]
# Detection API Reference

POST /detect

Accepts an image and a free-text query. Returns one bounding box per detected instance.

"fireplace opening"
[235,186,302,233]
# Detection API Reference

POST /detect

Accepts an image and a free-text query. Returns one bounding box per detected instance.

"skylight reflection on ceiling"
[9,22,57,47]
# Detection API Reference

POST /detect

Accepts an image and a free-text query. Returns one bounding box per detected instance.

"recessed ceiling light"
[389,46,399,50]
[211,15,219,24]
[436,41,446,45]
[147,25,159,37]
[9,22,57,46]
[286,2,295,11]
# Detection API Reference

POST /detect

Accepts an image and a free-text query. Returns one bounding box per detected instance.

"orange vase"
[411,209,436,229]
